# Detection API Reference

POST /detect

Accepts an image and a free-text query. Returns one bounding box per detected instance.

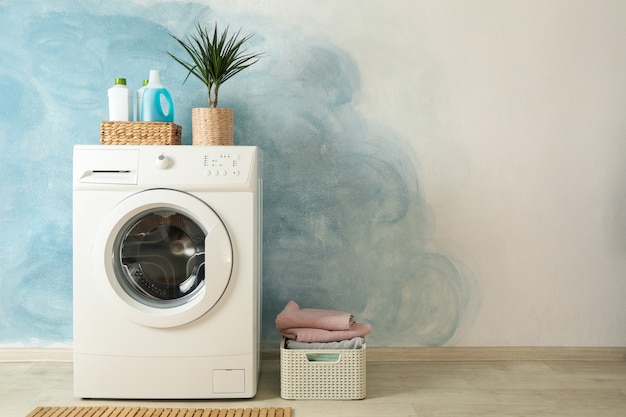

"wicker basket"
[100,121,182,145]
[192,107,234,146]
[280,337,366,400]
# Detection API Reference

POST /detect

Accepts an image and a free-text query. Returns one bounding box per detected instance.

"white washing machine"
[72,145,262,399]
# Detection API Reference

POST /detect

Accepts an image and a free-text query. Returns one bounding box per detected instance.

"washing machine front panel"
[74,145,261,399]
[93,188,233,328]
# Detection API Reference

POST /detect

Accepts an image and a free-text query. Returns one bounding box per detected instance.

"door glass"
[114,210,206,307]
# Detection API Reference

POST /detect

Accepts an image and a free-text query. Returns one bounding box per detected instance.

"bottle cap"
[147,70,163,87]
[114,78,127,85]
[142,79,149,87]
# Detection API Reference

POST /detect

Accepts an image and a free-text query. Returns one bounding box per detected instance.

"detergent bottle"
[108,78,133,121]
[141,70,174,122]
[135,79,149,121]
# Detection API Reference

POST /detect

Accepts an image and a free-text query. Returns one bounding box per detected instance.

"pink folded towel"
[276,300,355,331]
[280,323,372,343]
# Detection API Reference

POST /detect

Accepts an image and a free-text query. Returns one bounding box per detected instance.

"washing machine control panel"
[202,152,243,178]
[141,146,258,187]
[74,145,260,189]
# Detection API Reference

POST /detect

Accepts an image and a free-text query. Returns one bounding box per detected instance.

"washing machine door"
[92,189,232,328]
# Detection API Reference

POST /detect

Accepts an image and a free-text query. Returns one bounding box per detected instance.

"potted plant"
[168,22,263,146]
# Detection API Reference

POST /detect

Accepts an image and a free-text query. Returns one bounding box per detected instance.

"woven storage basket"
[192,107,234,146]
[100,121,182,145]
[280,337,366,400]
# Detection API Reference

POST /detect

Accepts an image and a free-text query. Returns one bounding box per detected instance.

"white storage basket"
[280,337,366,400]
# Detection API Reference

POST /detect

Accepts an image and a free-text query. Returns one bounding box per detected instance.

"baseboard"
[0,347,73,363]
[262,346,626,362]
[2,346,625,363]
[363,346,626,362]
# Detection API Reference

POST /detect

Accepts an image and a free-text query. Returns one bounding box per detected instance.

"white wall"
[246,0,626,346]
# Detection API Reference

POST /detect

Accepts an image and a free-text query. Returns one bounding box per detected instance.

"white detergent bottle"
[135,79,148,121]
[141,70,174,122]
[108,78,133,121]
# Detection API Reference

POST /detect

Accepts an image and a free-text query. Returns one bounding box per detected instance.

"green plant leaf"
[167,22,263,107]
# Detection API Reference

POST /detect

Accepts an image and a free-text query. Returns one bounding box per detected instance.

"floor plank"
[1,359,625,417]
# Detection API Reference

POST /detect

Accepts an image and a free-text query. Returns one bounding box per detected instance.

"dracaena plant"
[168,22,263,108]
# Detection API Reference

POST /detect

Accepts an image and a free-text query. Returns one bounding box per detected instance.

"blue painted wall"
[0,0,471,347]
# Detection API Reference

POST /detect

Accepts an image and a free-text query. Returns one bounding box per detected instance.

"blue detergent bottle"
[141,69,174,122]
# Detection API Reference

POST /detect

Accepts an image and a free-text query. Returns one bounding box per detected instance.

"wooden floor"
[1,356,626,417]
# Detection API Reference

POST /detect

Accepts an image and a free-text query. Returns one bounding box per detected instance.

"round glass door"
[115,211,207,308]
[93,189,233,328]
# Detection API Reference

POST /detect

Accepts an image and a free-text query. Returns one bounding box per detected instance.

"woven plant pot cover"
[192,107,234,146]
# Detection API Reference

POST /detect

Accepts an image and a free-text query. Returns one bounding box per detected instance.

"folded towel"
[286,337,365,350]
[281,322,372,343]
[276,300,355,331]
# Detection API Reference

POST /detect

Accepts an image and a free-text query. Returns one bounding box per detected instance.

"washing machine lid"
[93,189,232,328]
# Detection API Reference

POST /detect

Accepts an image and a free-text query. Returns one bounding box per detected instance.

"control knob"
[154,153,171,169]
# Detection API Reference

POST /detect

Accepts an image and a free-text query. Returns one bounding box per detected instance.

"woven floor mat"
[26,406,293,417]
